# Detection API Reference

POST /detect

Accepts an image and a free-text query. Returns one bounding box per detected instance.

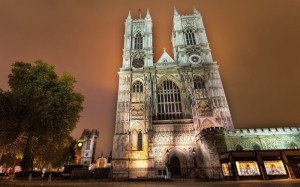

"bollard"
[28,173,32,182]
[48,173,52,182]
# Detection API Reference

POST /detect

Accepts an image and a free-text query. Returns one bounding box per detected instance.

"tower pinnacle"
[126,11,132,22]
[145,9,151,20]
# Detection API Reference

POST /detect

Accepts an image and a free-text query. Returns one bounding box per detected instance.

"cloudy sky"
[1,0,300,156]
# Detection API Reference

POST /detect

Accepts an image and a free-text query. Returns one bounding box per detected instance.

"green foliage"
[0,60,84,171]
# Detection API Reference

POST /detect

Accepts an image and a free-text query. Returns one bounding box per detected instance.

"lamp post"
[193,148,198,181]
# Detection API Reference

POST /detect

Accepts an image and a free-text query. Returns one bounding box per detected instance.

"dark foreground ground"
[1,179,300,187]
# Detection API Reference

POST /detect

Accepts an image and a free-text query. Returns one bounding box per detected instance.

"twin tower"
[112,7,233,178]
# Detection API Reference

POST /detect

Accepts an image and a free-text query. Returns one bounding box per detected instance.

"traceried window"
[193,76,208,98]
[132,81,143,93]
[137,131,143,151]
[185,29,196,46]
[157,80,183,120]
[134,33,143,50]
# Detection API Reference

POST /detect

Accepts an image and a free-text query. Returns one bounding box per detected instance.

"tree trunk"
[21,133,33,172]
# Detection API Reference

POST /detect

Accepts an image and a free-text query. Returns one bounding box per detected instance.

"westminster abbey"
[111,8,300,180]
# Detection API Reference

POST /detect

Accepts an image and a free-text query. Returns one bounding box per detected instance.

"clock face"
[132,58,144,68]
[189,55,201,64]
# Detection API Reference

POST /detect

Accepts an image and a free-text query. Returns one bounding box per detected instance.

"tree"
[0,61,84,171]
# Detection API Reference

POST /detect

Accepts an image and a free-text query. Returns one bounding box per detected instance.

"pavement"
[1,178,300,187]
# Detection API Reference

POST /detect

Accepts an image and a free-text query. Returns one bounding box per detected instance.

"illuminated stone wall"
[112,8,234,179]
[224,127,300,151]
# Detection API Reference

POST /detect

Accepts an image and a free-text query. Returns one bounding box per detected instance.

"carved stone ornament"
[186,46,201,56]
[131,104,144,119]
[197,100,213,116]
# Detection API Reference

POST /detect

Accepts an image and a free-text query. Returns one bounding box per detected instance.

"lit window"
[134,33,143,50]
[185,29,196,46]
[157,80,182,120]
[132,81,143,93]
[138,131,142,151]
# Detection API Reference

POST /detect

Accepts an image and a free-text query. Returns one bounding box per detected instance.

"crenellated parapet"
[226,127,300,136]
[223,127,300,151]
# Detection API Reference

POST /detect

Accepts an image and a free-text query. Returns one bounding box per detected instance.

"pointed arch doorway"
[170,156,181,177]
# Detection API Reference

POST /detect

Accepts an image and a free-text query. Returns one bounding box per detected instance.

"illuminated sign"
[263,160,287,175]
[235,161,260,176]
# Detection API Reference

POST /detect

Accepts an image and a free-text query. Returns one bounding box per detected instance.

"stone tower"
[112,7,233,179]
[80,129,99,166]
[112,9,154,178]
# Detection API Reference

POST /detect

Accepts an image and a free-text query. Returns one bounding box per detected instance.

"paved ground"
[1,179,300,187]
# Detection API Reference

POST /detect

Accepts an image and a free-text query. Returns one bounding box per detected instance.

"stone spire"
[193,6,200,15]
[145,9,151,20]
[126,11,132,22]
[174,6,179,16]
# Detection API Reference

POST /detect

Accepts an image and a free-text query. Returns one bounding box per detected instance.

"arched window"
[185,29,196,46]
[235,144,243,151]
[138,131,143,151]
[194,76,205,89]
[253,144,261,150]
[134,33,143,50]
[193,76,208,98]
[290,142,298,149]
[157,80,183,120]
[132,81,143,93]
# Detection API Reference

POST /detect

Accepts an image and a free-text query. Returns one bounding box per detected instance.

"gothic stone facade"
[111,8,233,178]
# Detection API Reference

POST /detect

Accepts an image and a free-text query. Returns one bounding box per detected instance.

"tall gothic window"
[185,29,196,46]
[137,131,142,151]
[134,33,143,50]
[157,80,183,120]
[132,81,143,93]
[194,76,208,98]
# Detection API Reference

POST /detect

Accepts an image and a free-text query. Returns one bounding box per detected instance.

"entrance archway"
[170,156,181,177]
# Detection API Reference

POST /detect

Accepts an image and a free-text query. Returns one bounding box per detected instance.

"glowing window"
[235,161,261,176]
[134,33,143,50]
[132,81,143,93]
[185,29,196,45]
[138,131,142,151]
[222,163,233,176]
[157,80,182,120]
[263,160,287,175]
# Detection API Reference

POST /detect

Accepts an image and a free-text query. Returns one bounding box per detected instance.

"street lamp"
[192,148,198,180]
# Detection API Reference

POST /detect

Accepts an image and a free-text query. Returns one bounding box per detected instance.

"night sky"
[0,0,300,157]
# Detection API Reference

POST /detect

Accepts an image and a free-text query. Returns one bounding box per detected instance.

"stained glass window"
[222,163,233,176]
[263,160,287,175]
[235,161,260,176]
